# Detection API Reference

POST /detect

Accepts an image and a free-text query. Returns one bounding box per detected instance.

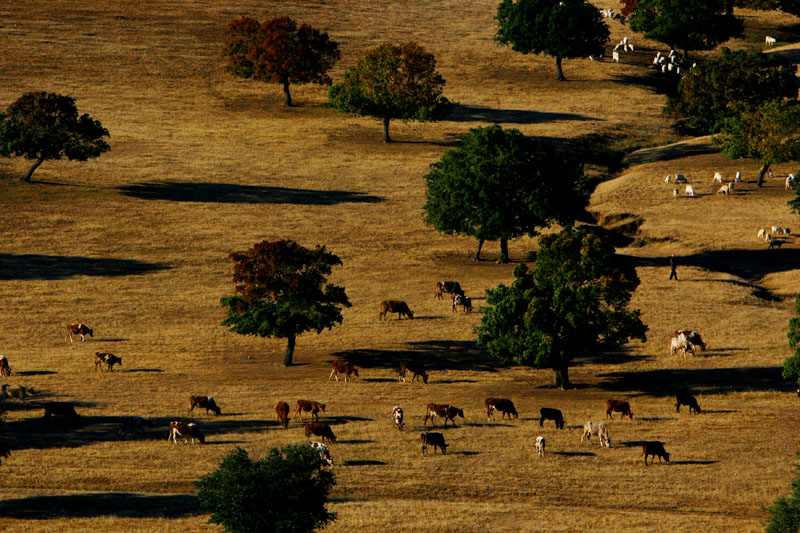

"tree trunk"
[554,365,572,390]
[474,239,484,261]
[21,156,46,182]
[555,56,566,81]
[757,163,771,188]
[283,334,296,367]
[383,116,391,143]
[283,80,293,107]
[498,238,510,263]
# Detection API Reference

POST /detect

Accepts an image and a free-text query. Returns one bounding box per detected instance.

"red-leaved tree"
[223,17,340,106]
[620,0,640,17]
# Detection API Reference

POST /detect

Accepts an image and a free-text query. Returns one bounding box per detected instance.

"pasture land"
[0,1,799,531]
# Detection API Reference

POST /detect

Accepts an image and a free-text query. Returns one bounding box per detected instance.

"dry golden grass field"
[1,1,800,531]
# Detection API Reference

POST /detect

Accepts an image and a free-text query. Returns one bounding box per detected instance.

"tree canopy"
[197,446,336,533]
[328,42,453,142]
[495,0,609,81]
[476,226,647,389]
[782,295,800,388]
[713,100,800,187]
[733,0,800,16]
[766,463,800,533]
[629,0,742,56]
[223,16,340,106]
[667,48,797,134]
[220,240,350,366]
[0,92,110,182]
[423,125,588,263]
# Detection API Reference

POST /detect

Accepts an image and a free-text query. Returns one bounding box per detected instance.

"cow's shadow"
[341,460,386,466]
[0,492,200,519]
[336,439,374,445]
[552,451,596,457]
[670,460,718,465]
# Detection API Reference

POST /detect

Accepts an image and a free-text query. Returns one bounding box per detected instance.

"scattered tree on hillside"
[197,446,336,533]
[782,294,800,388]
[495,0,609,81]
[476,226,647,389]
[667,48,797,134]
[422,125,588,263]
[220,240,350,367]
[629,0,742,58]
[713,100,800,187]
[223,16,340,107]
[620,0,640,17]
[0,92,110,182]
[766,462,800,532]
[732,0,800,16]
[328,42,453,143]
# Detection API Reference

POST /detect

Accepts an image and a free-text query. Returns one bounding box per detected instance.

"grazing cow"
[535,436,546,458]
[485,398,518,421]
[424,403,464,428]
[675,330,706,351]
[169,421,205,445]
[717,184,730,195]
[309,441,334,465]
[294,400,326,422]
[399,361,428,384]
[685,185,695,197]
[452,294,473,314]
[392,405,405,430]
[581,421,610,447]
[43,402,79,419]
[769,239,787,249]
[305,422,336,444]
[642,441,670,465]
[0,356,11,377]
[94,352,122,372]
[670,334,695,358]
[436,281,464,300]
[329,361,359,382]
[379,300,414,320]
[606,399,633,420]
[539,407,565,429]
[118,415,151,437]
[675,393,701,413]
[66,323,93,343]
[420,432,448,455]
[189,395,221,416]
[276,401,290,428]
[1,384,35,404]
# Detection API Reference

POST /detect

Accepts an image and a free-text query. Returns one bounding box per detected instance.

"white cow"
[535,436,546,458]
[670,334,695,358]
[766,36,777,46]
[717,184,730,195]
[392,405,405,430]
[581,421,610,447]
[673,188,679,199]
[713,172,723,183]
[758,228,767,240]
[786,174,796,189]
[309,441,334,465]
[685,185,695,197]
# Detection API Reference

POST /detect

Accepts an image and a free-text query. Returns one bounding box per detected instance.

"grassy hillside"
[0,1,799,531]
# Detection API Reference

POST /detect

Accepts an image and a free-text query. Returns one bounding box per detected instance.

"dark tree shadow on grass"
[342,460,386,466]
[598,366,787,397]
[0,493,200,519]
[0,254,170,281]
[118,181,383,205]
[670,460,718,465]
[333,340,500,373]
[16,370,57,376]
[448,104,603,125]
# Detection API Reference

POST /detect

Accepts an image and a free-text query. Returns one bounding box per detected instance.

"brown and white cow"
[189,395,221,416]
[94,352,122,372]
[169,421,205,445]
[309,441,334,465]
[399,361,428,384]
[379,300,414,320]
[276,400,290,428]
[329,361,359,382]
[424,403,464,428]
[43,402,80,419]
[305,422,336,444]
[674,330,706,351]
[485,398,518,421]
[0,356,11,377]
[294,400,326,422]
[1,384,35,404]
[436,281,464,300]
[606,399,633,420]
[392,405,405,430]
[66,323,93,343]
[421,432,448,454]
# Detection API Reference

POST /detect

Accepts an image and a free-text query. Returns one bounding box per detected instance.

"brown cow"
[189,395,221,416]
[94,352,122,372]
[436,281,464,300]
[169,421,205,444]
[424,403,464,428]
[399,361,428,384]
[379,300,414,320]
[0,356,11,377]
[43,402,79,419]
[606,399,633,420]
[294,400,326,422]
[276,401,290,428]
[421,432,448,454]
[329,361,359,382]
[66,323,93,343]
[305,422,336,444]
[485,398,518,421]
[642,441,670,465]
[675,393,701,414]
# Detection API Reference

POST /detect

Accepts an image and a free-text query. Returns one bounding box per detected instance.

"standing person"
[669,254,678,280]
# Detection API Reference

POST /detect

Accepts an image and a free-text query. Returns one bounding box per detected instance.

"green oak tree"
[476,226,647,389]
[782,295,800,389]
[221,240,350,367]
